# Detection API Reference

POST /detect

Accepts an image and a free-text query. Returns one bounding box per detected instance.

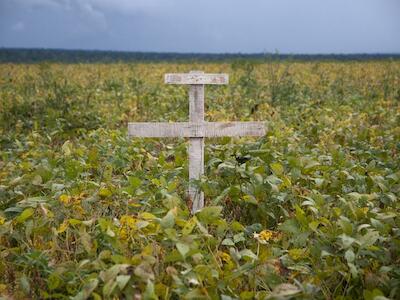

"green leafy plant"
[0,61,399,299]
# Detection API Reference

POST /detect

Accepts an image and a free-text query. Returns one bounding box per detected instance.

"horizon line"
[1,47,400,56]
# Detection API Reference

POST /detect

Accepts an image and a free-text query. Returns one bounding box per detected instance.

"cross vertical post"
[188,71,205,212]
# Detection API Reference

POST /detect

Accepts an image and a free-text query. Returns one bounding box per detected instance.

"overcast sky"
[1,0,399,53]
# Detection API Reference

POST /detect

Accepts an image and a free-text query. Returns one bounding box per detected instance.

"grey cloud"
[1,0,399,53]
[13,0,174,15]
[11,21,25,31]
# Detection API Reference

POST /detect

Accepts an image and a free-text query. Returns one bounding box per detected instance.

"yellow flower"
[0,216,5,225]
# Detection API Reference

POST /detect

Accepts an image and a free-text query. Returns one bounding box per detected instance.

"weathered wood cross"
[128,71,265,213]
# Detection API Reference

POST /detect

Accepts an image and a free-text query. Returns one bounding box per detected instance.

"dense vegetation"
[0,61,399,299]
[1,48,400,63]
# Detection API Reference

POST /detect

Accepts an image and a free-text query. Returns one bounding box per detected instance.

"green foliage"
[0,62,399,299]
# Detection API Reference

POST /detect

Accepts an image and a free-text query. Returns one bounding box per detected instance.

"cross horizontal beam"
[165,73,229,85]
[128,122,265,138]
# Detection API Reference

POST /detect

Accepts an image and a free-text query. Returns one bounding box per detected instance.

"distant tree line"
[0,48,399,63]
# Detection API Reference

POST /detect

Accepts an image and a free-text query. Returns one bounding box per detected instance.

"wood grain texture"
[188,77,205,213]
[165,73,229,85]
[189,137,204,213]
[128,122,266,138]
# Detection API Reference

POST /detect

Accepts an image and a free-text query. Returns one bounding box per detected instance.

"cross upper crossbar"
[128,71,265,213]
[165,73,229,85]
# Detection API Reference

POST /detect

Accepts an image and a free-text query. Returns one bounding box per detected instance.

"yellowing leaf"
[99,187,112,198]
[217,251,232,263]
[59,194,71,205]
[57,220,69,233]
[182,217,197,235]
[288,248,307,261]
[62,140,73,156]
[120,215,137,228]
[242,195,257,205]
[231,221,245,232]
[140,212,157,220]
[16,208,34,223]
[68,219,82,226]
[270,162,284,176]
[254,230,274,244]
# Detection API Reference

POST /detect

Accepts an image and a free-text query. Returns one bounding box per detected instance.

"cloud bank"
[1,0,399,53]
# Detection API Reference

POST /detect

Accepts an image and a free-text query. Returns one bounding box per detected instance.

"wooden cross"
[128,71,265,213]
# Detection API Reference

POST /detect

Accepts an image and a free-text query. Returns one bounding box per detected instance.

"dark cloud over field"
[1,0,399,53]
